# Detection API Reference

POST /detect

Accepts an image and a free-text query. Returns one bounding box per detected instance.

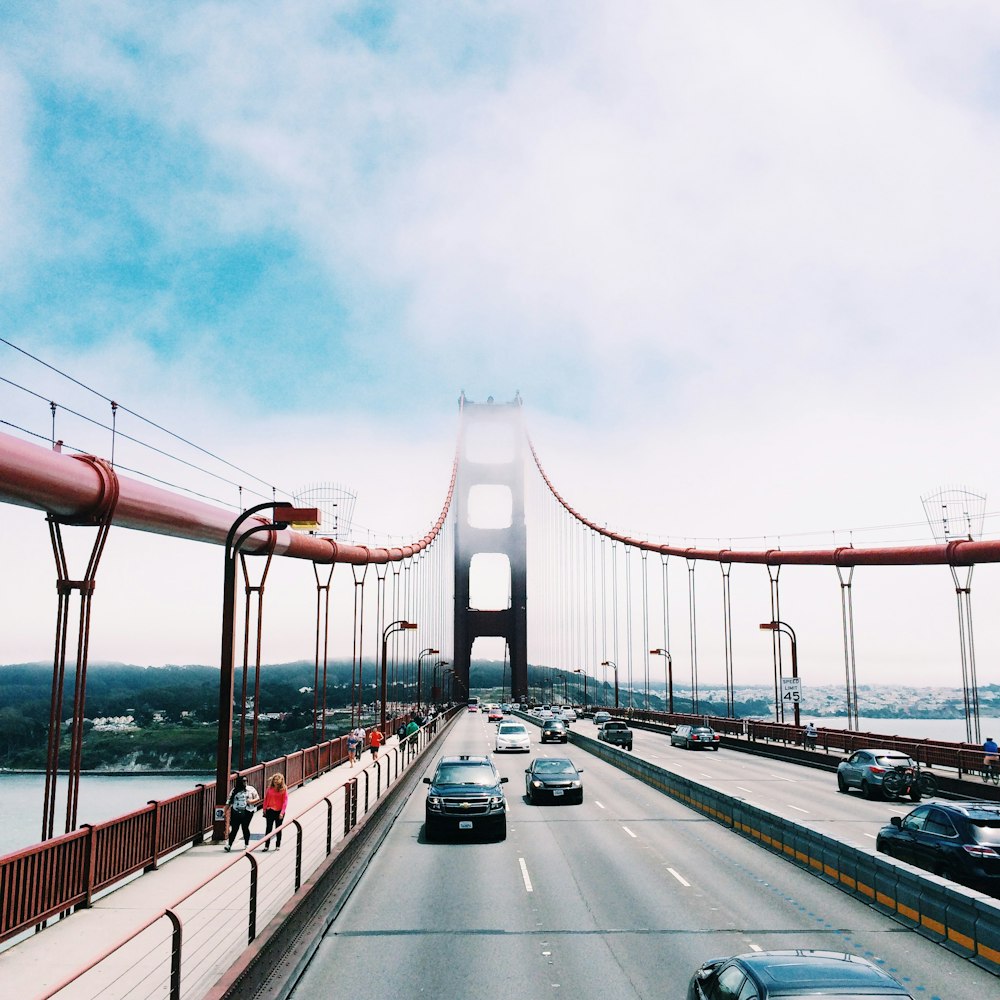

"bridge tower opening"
[453,393,528,701]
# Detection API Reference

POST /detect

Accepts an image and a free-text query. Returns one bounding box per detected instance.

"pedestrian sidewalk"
[0,736,408,999]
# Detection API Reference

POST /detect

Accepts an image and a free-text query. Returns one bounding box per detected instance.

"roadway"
[286,711,996,999]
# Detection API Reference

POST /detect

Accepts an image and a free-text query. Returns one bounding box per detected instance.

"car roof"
[858,749,911,757]
[438,755,492,766]
[735,951,906,991]
[926,801,1000,820]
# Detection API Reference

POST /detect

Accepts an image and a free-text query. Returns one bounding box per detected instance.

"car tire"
[910,789,922,802]
[837,773,848,793]
[862,779,877,800]
[626,743,633,751]
[575,792,584,804]
[425,819,439,842]
[495,822,507,842]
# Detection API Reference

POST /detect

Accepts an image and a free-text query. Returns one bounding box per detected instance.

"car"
[540,719,568,743]
[671,725,720,750]
[487,706,504,722]
[500,703,511,715]
[525,757,584,804]
[836,748,922,799]
[423,755,508,841]
[593,710,611,727]
[495,721,531,753]
[688,950,912,999]
[519,703,529,711]
[876,801,1000,891]
[537,707,554,720]
[597,719,633,750]
[561,706,577,722]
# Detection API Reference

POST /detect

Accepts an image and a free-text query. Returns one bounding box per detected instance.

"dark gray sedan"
[524,757,583,804]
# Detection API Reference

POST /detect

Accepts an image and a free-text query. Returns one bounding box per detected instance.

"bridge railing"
[0,719,408,947]
[610,708,992,775]
[40,713,453,1000]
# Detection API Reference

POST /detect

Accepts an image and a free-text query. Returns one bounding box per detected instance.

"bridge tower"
[453,393,528,702]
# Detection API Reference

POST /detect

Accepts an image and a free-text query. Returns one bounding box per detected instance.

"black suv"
[541,719,568,743]
[876,801,1000,891]
[423,755,508,841]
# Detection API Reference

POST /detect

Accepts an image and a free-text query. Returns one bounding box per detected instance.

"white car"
[593,711,611,727]
[495,722,531,753]
[537,708,554,721]
[561,707,577,722]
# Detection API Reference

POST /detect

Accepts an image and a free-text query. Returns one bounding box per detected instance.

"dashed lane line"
[622,826,638,838]
[519,857,533,893]
[666,867,690,887]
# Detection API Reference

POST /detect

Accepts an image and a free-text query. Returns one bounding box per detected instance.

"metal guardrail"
[0,718,413,947]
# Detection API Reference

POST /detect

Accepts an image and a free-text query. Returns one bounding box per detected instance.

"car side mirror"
[577,768,583,772]
[525,768,530,773]
[500,776,509,783]
[891,816,902,828]
[423,777,431,784]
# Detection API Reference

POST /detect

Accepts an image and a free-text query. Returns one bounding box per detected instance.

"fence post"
[165,908,183,1000]
[82,823,96,909]
[363,769,370,812]
[325,797,333,854]
[292,819,303,892]
[146,799,161,872]
[247,853,259,943]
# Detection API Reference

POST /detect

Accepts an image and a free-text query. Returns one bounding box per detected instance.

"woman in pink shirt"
[261,773,288,851]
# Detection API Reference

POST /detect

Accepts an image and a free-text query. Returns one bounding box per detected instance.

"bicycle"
[980,760,1000,785]
[881,763,938,801]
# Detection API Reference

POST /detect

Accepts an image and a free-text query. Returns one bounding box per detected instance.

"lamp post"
[432,659,449,705]
[573,668,588,710]
[443,667,454,703]
[213,502,319,843]
[382,620,418,732]
[650,648,673,714]
[760,621,799,727]
[416,648,439,712]
[601,660,619,709]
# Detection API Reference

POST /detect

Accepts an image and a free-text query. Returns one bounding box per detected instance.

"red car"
[488,706,504,722]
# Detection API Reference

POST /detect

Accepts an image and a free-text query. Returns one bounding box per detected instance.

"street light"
[432,659,449,705]
[214,501,320,843]
[650,648,673,714]
[760,621,799,727]
[382,620,418,731]
[573,668,588,710]
[601,660,619,709]
[417,648,439,712]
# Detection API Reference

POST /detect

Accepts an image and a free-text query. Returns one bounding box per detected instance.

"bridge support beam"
[453,395,528,702]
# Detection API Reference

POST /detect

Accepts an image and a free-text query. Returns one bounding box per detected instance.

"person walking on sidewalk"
[347,726,362,766]
[369,727,384,760]
[225,775,259,851]
[261,773,288,852]
[404,715,420,760]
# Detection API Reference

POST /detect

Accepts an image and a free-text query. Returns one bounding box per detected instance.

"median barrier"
[569,727,1000,977]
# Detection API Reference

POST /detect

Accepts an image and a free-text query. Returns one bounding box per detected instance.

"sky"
[2,1,1000,700]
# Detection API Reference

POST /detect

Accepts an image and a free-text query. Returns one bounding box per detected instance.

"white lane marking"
[594,801,606,810]
[519,857,534,893]
[622,826,637,838]
[864,832,877,840]
[749,944,763,952]
[769,774,796,782]
[788,804,810,814]
[666,867,690,886]
[699,772,713,778]
[737,786,755,794]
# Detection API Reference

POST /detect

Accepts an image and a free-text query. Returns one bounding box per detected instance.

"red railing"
[0,719,407,946]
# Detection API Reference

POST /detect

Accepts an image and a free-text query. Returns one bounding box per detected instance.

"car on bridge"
[597,719,633,751]
[540,719,568,744]
[495,721,531,753]
[525,757,584,804]
[423,755,508,841]
[671,725,720,750]
[592,710,611,727]
[561,706,577,722]
[688,950,913,999]
[836,748,923,800]
[487,705,504,722]
[876,801,1000,892]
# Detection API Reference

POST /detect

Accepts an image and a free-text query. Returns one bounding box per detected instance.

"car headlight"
[488,795,504,808]
[570,780,581,788]
[530,780,543,788]
[427,796,443,809]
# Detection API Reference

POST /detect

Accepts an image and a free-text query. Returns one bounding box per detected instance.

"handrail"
[0,719,409,945]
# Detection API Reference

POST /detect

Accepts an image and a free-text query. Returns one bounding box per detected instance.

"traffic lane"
[600,722,939,849]
[520,737,994,999]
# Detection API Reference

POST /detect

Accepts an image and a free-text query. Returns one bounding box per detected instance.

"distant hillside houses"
[90,715,137,731]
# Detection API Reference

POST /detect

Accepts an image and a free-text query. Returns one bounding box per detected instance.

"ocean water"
[0,772,211,858]
[807,716,1000,744]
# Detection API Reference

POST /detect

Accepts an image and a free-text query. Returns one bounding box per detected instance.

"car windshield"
[534,760,576,775]
[434,765,496,786]
[545,720,565,729]
[693,727,713,735]
[499,724,526,735]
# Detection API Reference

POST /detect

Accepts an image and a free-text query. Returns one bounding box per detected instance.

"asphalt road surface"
[287,712,995,999]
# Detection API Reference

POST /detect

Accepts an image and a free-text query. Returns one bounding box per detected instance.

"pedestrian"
[225,774,259,852]
[369,727,384,760]
[804,722,818,748]
[346,727,361,767]
[404,715,420,759]
[261,772,288,852]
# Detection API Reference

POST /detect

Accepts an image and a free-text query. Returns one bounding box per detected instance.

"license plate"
[553,789,564,796]
[459,820,473,830]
